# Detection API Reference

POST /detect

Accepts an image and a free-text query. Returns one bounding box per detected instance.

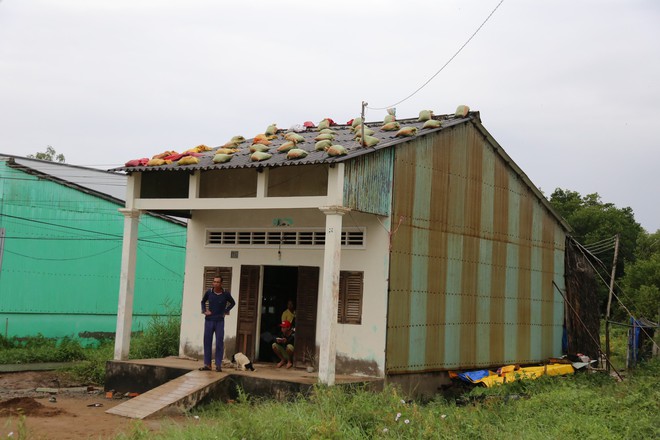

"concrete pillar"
[317,205,350,386]
[114,208,141,360]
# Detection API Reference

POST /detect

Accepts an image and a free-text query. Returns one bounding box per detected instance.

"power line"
[4,244,122,261]
[368,0,506,111]
[0,212,186,249]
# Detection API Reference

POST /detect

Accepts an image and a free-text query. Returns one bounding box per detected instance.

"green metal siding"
[386,124,566,373]
[0,161,187,341]
[343,149,394,215]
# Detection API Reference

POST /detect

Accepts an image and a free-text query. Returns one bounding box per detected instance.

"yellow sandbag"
[354,128,375,139]
[186,144,211,153]
[286,148,308,160]
[215,148,238,155]
[265,123,278,137]
[250,144,270,153]
[250,151,272,162]
[318,118,330,130]
[252,134,272,146]
[327,145,348,156]
[152,150,177,159]
[212,154,233,164]
[418,110,433,121]
[284,133,305,144]
[319,128,335,135]
[455,105,470,117]
[230,135,246,143]
[277,141,296,153]
[222,140,241,148]
[422,119,442,129]
[147,158,167,166]
[395,127,418,137]
[352,124,363,133]
[314,133,334,141]
[362,135,380,147]
[315,140,333,151]
[178,156,199,166]
[351,117,363,128]
[384,114,396,124]
[381,121,400,131]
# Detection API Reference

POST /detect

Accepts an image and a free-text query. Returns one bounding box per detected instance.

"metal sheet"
[387,123,566,373]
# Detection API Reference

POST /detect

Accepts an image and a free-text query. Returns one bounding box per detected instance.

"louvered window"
[206,228,364,248]
[337,271,363,325]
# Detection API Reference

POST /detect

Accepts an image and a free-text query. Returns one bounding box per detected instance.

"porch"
[105,356,383,419]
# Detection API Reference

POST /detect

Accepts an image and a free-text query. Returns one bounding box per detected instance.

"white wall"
[178,208,391,376]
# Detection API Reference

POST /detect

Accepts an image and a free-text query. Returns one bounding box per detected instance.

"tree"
[549,188,644,314]
[620,230,660,319]
[27,146,65,163]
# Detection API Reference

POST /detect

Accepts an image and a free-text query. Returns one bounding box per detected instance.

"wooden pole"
[605,234,620,372]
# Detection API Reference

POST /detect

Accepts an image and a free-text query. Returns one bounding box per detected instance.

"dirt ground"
[0,371,187,439]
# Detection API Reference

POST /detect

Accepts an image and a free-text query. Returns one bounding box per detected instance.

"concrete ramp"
[106,369,227,419]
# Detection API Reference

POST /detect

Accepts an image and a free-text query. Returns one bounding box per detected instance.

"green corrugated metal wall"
[386,123,566,372]
[0,161,187,342]
[343,149,394,215]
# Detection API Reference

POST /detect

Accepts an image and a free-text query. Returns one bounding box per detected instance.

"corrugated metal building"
[110,110,570,394]
[0,155,187,343]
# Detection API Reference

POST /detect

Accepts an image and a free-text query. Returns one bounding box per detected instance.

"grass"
[0,310,181,385]
[114,358,660,440]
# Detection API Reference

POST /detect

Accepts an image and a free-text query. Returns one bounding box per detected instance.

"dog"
[231,352,255,371]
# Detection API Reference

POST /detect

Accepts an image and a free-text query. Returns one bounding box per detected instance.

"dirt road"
[0,371,186,439]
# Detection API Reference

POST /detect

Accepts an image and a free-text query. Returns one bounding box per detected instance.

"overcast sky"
[1,0,658,232]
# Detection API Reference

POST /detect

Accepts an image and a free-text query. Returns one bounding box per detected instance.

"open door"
[236,265,260,359]
[294,266,319,366]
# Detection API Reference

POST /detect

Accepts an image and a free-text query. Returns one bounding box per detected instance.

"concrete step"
[106,369,227,419]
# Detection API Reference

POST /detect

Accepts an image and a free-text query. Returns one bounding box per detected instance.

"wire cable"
[367,0,505,111]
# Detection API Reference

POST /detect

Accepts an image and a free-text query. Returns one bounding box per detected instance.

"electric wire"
[0,212,185,249]
[573,240,658,351]
[367,0,505,111]
[4,244,122,261]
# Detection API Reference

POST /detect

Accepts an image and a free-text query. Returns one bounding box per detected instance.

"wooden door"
[236,265,260,359]
[294,266,319,365]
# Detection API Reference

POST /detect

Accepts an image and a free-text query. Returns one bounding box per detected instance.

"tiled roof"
[114,112,475,173]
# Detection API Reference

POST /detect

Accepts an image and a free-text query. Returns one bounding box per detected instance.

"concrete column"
[114,208,141,360]
[317,205,350,386]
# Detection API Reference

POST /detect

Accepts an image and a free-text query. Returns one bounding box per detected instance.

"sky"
[1,0,659,232]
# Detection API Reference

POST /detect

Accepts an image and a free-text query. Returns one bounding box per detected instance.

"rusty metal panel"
[343,148,393,216]
[387,123,566,373]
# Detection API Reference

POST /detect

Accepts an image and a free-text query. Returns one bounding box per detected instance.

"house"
[111,108,572,393]
[0,155,187,343]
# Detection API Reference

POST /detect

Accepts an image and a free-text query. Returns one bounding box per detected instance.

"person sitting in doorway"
[272,320,295,369]
[281,299,296,327]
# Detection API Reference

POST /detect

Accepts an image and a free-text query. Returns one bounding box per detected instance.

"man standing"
[200,276,236,372]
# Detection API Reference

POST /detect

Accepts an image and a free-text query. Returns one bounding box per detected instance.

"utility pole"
[605,234,620,372]
[360,101,367,147]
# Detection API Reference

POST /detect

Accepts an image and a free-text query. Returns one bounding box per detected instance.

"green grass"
[0,334,86,364]
[0,311,181,386]
[114,358,660,440]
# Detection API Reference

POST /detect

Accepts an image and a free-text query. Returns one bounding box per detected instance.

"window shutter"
[338,271,363,325]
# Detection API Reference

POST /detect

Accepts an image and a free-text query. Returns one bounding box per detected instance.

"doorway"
[258,266,298,361]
